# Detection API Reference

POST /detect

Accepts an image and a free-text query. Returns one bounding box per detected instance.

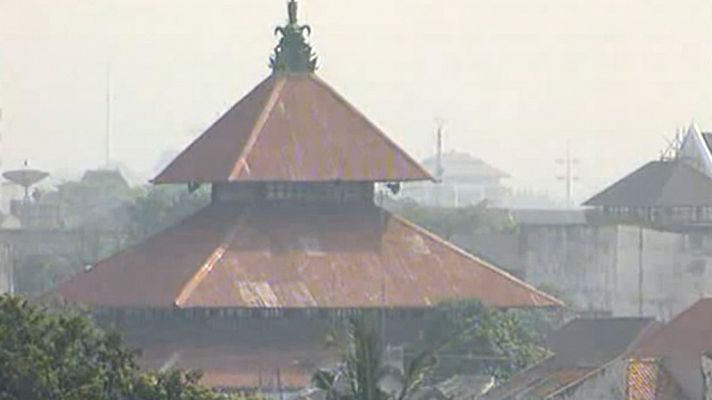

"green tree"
[0,295,234,400]
[313,316,436,400]
[388,200,511,241]
[125,185,210,244]
[411,300,551,381]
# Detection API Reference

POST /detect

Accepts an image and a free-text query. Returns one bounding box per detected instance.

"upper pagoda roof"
[153,74,432,184]
[153,1,431,184]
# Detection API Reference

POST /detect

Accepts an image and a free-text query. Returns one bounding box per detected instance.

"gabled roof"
[53,204,560,309]
[484,317,657,400]
[633,298,712,400]
[421,152,509,180]
[153,74,432,184]
[634,297,712,358]
[702,132,712,155]
[676,124,712,178]
[583,160,712,208]
[547,317,658,367]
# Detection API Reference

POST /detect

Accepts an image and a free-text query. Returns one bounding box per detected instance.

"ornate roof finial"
[288,0,298,25]
[270,0,318,74]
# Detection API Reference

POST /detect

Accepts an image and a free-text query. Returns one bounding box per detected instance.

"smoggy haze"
[1,0,711,203]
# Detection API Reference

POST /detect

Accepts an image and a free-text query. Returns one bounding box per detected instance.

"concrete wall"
[0,229,89,295]
[518,224,618,314]
[613,226,712,321]
[0,244,12,294]
[468,223,712,320]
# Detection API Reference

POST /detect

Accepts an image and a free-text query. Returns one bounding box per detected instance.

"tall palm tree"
[312,316,436,400]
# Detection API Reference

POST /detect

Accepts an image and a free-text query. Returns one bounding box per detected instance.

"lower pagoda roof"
[54,204,560,309]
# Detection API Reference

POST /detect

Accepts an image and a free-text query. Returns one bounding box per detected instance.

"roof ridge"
[622,320,662,357]
[151,76,275,184]
[544,358,622,400]
[174,209,248,307]
[632,297,712,356]
[309,75,435,182]
[389,212,564,307]
[229,76,287,180]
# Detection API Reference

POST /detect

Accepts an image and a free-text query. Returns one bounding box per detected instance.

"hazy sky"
[1,0,712,203]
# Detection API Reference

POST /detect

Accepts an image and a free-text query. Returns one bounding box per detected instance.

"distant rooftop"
[584,160,712,208]
[421,152,509,181]
[81,169,130,189]
[548,317,658,367]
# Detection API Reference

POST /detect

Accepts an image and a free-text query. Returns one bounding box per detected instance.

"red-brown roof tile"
[632,298,712,400]
[54,204,560,309]
[634,298,712,358]
[153,74,432,184]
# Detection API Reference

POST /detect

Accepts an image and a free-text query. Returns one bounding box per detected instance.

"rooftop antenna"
[660,127,686,161]
[555,141,580,207]
[3,160,49,202]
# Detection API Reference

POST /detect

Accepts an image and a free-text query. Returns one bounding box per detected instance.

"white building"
[402,151,509,207]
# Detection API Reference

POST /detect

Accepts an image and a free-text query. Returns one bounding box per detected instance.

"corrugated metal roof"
[584,160,712,208]
[140,344,330,389]
[128,319,338,389]
[153,74,432,184]
[532,368,595,398]
[53,204,560,309]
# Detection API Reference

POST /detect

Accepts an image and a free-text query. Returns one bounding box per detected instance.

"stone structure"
[50,1,559,391]
[464,216,712,321]
[464,125,712,320]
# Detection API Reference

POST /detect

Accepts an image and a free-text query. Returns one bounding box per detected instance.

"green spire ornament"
[270,0,318,74]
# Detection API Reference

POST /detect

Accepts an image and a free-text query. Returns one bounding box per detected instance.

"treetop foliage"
[0,295,239,400]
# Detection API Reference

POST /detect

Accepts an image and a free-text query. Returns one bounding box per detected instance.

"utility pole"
[638,227,644,317]
[0,106,3,170]
[555,142,580,207]
[435,120,445,180]
[434,119,445,207]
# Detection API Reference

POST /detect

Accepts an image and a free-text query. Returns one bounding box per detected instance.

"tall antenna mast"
[555,142,580,207]
[0,106,3,171]
[435,119,445,180]
[104,62,112,168]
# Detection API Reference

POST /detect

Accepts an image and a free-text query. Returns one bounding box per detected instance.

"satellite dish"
[3,169,49,200]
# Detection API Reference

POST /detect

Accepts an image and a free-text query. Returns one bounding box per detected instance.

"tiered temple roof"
[53,0,560,310]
